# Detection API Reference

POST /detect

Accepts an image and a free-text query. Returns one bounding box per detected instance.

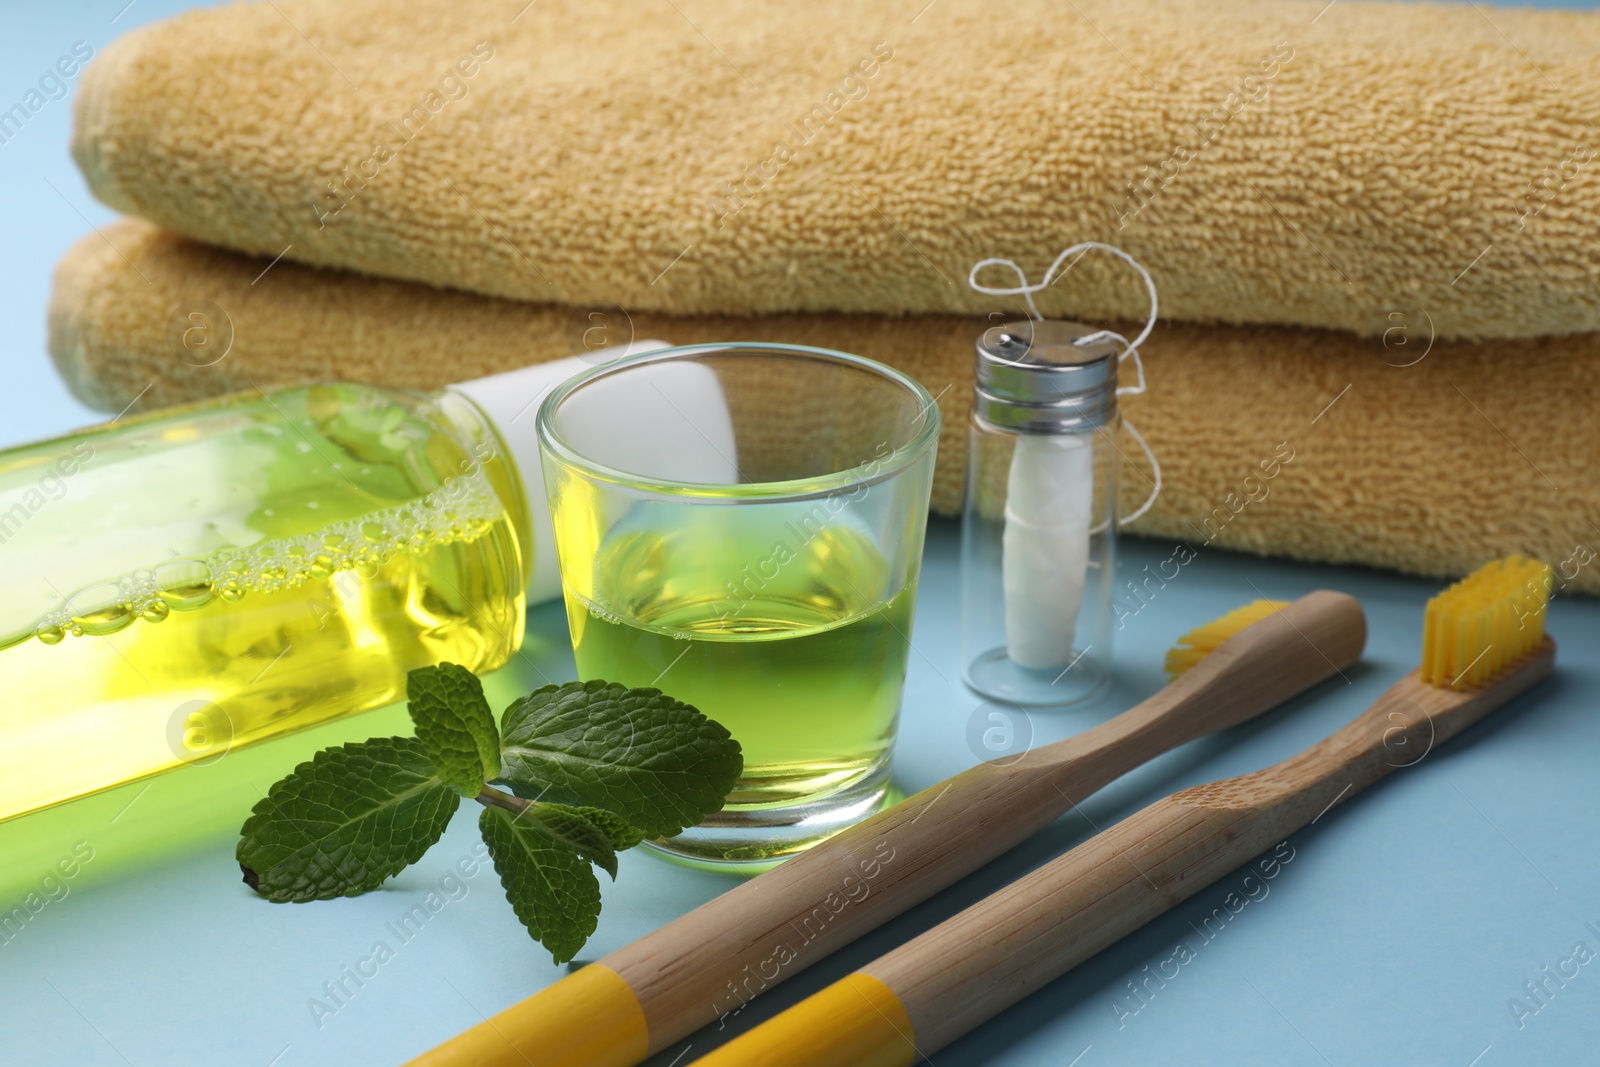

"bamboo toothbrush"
[410,591,1365,1067]
[693,558,1552,1067]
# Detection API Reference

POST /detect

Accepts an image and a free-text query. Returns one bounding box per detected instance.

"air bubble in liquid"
[33,470,506,645]
[155,560,214,611]
[69,583,136,637]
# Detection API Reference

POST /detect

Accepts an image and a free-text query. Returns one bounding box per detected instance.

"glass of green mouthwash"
[537,344,939,865]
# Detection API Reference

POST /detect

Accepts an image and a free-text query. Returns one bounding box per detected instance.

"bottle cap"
[449,340,675,603]
[974,319,1120,432]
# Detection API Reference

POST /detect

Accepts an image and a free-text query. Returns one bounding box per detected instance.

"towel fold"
[49,220,1600,594]
[72,0,1600,340]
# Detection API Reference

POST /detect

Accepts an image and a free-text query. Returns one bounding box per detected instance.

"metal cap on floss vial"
[961,243,1162,708]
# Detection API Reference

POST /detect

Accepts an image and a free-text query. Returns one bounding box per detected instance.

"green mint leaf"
[527,802,620,878]
[237,737,458,902]
[562,806,647,852]
[480,805,602,964]
[498,680,742,838]
[407,662,499,797]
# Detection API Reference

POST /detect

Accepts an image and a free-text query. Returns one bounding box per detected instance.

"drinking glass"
[537,343,939,864]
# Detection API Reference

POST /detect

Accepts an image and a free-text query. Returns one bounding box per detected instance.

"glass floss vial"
[961,319,1121,707]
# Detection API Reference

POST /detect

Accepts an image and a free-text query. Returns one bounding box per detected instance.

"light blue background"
[2,3,1598,1066]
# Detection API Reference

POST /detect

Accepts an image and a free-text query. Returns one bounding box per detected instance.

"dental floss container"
[960,319,1121,708]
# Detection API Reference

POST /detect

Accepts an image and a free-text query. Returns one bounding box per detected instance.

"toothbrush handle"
[687,773,1339,1067]
[604,592,1365,1035]
[869,648,1555,1057]
[873,768,1334,1052]
[689,646,1556,1066]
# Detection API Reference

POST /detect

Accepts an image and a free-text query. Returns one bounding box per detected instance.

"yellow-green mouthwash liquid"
[566,515,914,813]
[0,384,527,823]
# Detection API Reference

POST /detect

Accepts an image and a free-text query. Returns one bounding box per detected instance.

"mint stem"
[476,783,532,815]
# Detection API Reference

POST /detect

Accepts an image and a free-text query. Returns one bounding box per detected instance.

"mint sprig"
[237,666,742,963]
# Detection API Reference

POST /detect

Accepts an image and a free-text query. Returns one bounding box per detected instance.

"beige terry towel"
[49,220,1600,594]
[73,0,1600,341]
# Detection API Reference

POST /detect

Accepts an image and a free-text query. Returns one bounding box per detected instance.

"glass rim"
[535,342,941,500]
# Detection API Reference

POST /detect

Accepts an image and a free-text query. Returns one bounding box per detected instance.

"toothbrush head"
[1163,599,1290,680]
[1421,556,1551,690]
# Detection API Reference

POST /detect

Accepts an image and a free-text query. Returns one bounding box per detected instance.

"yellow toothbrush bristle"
[1165,600,1290,679]
[1420,556,1551,690]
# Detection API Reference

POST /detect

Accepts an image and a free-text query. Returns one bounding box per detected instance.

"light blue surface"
[3,2,1599,1066]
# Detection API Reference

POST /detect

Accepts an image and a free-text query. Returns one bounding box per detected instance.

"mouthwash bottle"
[0,346,665,824]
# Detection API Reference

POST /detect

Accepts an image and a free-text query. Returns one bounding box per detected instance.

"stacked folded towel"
[52,0,1600,591]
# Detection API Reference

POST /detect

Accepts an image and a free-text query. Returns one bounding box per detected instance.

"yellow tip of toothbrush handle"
[695,974,918,1067]
[406,963,648,1067]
